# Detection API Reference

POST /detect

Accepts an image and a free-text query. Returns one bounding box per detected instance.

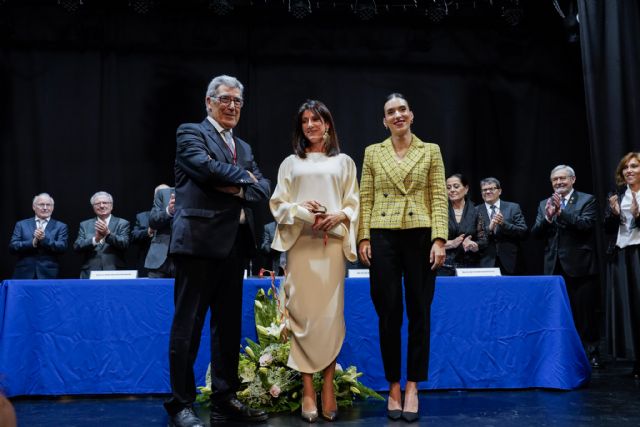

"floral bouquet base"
[197,270,383,413]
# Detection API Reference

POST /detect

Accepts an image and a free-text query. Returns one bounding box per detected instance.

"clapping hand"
[462,235,479,252]
[447,234,465,249]
[95,218,110,240]
[490,211,503,232]
[632,194,640,219]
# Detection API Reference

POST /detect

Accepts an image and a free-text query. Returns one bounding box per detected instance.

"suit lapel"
[202,119,234,164]
[379,136,425,194]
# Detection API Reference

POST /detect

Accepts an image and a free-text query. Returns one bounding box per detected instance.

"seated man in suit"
[73,191,130,279]
[531,165,601,368]
[476,177,528,274]
[9,192,69,279]
[145,184,176,278]
[259,221,286,275]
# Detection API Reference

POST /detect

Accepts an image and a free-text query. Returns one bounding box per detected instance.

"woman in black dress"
[438,173,487,275]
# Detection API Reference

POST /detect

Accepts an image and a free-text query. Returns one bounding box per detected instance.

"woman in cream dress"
[270,100,359,422]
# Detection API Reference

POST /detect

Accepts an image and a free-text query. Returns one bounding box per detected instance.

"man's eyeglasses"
[35,203,53,208]
[93,201,112,206]
[481,187,499,194]
[214,95,243,108]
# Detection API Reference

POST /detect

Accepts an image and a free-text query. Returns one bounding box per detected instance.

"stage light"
[209,0,234,16]
[426,0,448,23]
[58,0,83,13]
[353,0,377,21]
[289,0,312,19]
[130,0,154,15]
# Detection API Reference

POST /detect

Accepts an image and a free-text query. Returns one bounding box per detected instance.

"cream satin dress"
[270,153,359,373]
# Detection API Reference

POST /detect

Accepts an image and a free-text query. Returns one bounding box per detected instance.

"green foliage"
[197,283,383,412]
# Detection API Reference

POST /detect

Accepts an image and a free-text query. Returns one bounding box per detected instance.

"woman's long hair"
[292,100,340,158]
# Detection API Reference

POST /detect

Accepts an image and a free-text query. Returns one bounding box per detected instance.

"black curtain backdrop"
[578,0,640,202]
[0,2,593,279]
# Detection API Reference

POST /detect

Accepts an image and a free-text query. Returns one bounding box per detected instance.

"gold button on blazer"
[357,134,448,243]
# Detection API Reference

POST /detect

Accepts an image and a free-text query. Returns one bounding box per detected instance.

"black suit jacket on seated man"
[476,200,528,275]
[164,76,270,426]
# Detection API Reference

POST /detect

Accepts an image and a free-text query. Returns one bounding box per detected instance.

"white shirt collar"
[485,200,501,210]
[206,116,231,137]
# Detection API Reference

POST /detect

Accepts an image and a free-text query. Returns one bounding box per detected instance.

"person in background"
[131,207,153,277]
[259,221,286,275]
[73,191,130,279]
[476,177,528,274]
[438,173,486,275]
[604,152,640,377]
[358,93,447,422]
[145,184,176,278]
[9,193,68,279]
[531,165,601,368]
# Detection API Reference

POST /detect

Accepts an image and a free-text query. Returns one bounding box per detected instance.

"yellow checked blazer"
[357,135,448,243]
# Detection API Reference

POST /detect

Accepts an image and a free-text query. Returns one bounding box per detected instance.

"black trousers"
[164,225,250,416]
[369,228,436,383]
[554,261,599,346]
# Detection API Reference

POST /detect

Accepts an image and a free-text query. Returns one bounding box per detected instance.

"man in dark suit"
[73,191,130,279]
[259,221,286,275]
[131,210,152,277]
[145,184,175,278]
[531,165,601,367]
[476,177,528,275]
[164,75,270,427]
[9,193,68,279]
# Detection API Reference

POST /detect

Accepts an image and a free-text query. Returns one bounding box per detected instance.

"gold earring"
[323,129,329,143]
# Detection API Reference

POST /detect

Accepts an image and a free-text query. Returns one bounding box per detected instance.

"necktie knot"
[222,130,234,151]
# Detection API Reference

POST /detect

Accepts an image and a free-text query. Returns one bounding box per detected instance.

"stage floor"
[10,363,640,427]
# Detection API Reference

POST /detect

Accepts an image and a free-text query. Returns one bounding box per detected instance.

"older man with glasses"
[73,191,130,279]
[475,177,528,275]
[531,165,602,369]
[9,192,69,279]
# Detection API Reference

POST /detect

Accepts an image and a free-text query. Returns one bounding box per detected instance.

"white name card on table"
[455,268,502,277]
[348,269,370,278]
[89,270,139,280]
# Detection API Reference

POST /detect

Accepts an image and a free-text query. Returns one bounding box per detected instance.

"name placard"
[455,268,502,277]
[89,270,139,280]
[347,269,370,278]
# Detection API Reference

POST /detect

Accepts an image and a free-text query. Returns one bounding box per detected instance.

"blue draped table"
[0,276,590,397]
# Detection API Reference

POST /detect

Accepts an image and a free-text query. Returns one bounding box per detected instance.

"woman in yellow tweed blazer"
[357,93,448,422]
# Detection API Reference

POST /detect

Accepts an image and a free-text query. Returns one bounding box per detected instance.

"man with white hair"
[9,193,68,279]
[532,165,601,368]
[73,191,130,279]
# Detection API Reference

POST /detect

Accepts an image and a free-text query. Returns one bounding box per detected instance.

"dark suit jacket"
[603,186,637,257]
[169,119,270,259]
[73,216,131,278]
[145,187,174,269]
[9,217,68,279]
[131,211,152,274]
[260,221,283,273]
[476,200,528,274]
[443,200,487,269]
[531,190,598,277]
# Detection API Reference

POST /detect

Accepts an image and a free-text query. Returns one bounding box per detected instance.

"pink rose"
[269,384,281,398]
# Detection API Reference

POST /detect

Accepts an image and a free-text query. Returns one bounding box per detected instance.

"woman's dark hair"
[447,173,471,200]
[292,100,340,158]
[385,92,410,109]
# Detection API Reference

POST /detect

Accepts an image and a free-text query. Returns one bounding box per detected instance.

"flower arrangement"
[197,269,383,413]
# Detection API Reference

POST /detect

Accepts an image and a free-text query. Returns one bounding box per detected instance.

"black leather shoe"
[401,410,419,422]
[167,407,204,427]
[387,409,402,420]
[210,397,268,423]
